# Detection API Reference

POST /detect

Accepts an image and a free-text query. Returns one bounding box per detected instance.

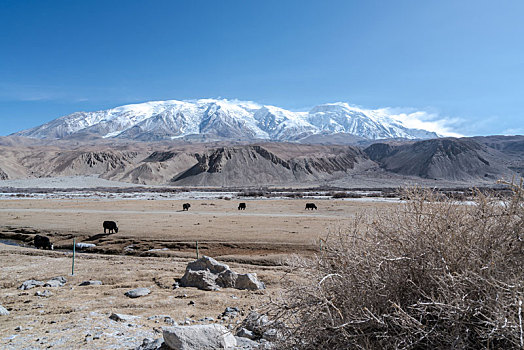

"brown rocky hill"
[364,138,515,181]
[0,136,521,187]
[170,145,373,186]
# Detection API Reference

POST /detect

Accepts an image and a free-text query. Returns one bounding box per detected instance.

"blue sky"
[0,0,523,136]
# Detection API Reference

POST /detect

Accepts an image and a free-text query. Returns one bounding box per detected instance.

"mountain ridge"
[0,136,521,188]
[13,99,440,142]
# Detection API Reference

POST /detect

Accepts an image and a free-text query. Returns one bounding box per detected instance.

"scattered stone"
[148,315,177,326]
[188,300,195,306]
[179,256,265,291]
[172,281,180,289]
[44,276,67,287]
[199,317,215,323]
[109,313,140,322]
[163,324,237,349]
[222,307,240,318]
[35,290,53,298]
[19,279,44,290]
[79,280,103,286]
[0,305,9,316]
[125,287,151,298]
[135,337,165,350]
[236,328,255,340]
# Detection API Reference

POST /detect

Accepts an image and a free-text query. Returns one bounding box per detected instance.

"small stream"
[0,238,27,247]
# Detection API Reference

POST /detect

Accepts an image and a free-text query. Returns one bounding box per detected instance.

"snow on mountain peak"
[14,99,442,141]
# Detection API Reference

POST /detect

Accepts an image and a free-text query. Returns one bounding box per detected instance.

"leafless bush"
[270,183,524,349]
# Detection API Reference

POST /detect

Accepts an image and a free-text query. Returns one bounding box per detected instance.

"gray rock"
[185,255,230,275]
[44,276,67,287]
[125,287,151,298]
[109,313,140,322]
[234,336,259,349]
[163,324,237,349]
[179,256,265,291]
[235,274,265,291]
[79,280,103,286]
[0,305,9,316]
[216,269,239,288]
[236,328,255,340]
[35,290,53,297]
[136,337,165,350]
[241,311,270,336]
[180,269,219,291]
[19,279,44,290]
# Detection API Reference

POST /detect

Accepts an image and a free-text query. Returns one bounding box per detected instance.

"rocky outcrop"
[180,256,265,291]
[163,324,236,350]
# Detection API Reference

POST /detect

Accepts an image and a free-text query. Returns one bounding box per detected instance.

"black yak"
[305,203,317,210]
[103,221,119,234]
[34,235,53,250]
[238,203,246,210]
[182,203,191,211]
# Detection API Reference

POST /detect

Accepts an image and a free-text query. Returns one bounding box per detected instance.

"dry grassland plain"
[0,197,398,349]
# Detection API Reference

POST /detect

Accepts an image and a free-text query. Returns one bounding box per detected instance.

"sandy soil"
[0,197,399,349]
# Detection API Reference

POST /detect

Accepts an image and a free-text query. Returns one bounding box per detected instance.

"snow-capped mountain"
[14,99,439,141]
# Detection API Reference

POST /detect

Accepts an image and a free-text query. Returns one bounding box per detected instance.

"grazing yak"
[103,221,119,234]
[182,203,191,211]
[238,202,246,210]
[305,203,318,210]
[34,235,53,250]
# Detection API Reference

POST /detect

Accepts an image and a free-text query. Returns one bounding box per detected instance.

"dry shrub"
[330,191,362,199]
[270,184,524,349]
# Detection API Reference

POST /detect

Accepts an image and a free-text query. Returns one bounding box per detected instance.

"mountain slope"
[364,138,513,181]
[14,99,440,142]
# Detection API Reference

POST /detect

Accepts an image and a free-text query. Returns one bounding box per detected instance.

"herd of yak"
[32,202,318,250]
